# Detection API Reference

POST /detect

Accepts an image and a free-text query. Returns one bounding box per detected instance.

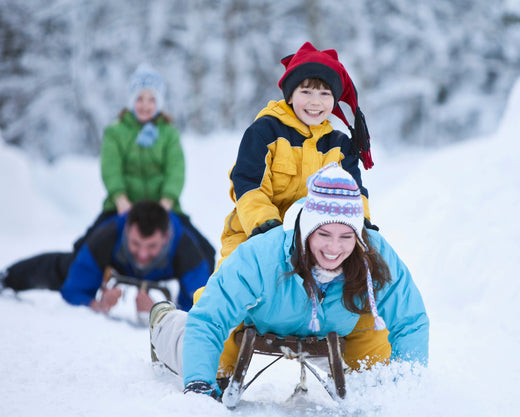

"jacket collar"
[255,100,334,139]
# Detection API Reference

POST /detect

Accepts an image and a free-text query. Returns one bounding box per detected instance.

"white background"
[1,78,519,416]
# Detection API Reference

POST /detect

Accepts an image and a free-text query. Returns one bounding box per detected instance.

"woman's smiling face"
[307,223,357,270]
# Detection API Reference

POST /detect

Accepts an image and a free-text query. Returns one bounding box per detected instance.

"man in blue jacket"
[2,201,211,313]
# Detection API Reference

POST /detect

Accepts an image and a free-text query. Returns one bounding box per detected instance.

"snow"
[1,78,520,416]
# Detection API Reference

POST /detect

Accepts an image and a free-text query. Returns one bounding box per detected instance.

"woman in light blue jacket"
[149,162,429,400]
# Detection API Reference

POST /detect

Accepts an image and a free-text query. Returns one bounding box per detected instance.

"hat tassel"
[364,259,386,330]
[354,107,374,170]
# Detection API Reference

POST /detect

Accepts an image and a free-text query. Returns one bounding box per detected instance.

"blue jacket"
[183,220,429,385]
[60,212,210,311]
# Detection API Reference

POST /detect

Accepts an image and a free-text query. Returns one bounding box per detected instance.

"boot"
[149,301,176,363]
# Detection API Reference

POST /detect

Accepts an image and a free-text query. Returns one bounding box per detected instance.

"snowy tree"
[1,0,519,160]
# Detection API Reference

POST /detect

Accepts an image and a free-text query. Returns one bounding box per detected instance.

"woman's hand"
[184,381,221,400]
[115,194,132,214]
[159,197,173,212]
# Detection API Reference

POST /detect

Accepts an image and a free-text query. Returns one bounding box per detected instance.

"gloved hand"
[183,380,222,400]
[249,219,282,238]
[364,218,380,231]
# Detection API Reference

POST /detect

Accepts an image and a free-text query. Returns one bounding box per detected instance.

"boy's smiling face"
[288,80,335,126]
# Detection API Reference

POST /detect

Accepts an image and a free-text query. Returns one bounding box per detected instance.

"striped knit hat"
[127,63,166,113]
[300,162,386,331]
[300,162,366,251]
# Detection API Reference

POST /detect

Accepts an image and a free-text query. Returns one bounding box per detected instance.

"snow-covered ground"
[1,78,520,416]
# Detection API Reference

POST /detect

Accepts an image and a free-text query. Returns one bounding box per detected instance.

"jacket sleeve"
[368,230,430,365]
[160,125,185,203]
[182,240,266,386]
[60,222,118,306]
[101,125,126,201]
[230,121,283,235]
[60,245,104,306]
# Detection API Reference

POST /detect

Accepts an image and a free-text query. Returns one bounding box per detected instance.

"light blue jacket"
[183,217,429,386]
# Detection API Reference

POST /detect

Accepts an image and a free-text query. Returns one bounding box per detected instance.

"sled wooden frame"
[223,326,346,408]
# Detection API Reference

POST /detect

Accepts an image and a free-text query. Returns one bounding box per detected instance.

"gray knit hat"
[127,63,166,112]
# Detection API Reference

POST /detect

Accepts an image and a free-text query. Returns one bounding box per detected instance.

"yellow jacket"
[219,100,369,261]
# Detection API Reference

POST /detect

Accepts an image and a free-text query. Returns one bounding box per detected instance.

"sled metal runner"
[104,269,173,301]
[223,326,346,408]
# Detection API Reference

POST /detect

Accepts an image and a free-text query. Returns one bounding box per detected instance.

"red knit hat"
[278,42,374,169]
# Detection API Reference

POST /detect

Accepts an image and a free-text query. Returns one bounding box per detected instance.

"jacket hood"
[282,199,306,263]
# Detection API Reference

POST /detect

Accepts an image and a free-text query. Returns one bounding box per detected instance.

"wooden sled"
[223,326,347,408]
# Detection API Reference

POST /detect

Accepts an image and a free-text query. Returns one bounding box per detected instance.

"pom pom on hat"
[278,42,374,169]
[299,162,367,251]
[127,63,166,113]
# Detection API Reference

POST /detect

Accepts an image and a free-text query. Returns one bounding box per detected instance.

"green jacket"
[101,111,185,213]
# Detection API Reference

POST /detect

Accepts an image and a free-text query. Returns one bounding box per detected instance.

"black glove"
[364,217,380,231]
[183,380,221,400]
[249,219,282,238]
[217,377,230,392]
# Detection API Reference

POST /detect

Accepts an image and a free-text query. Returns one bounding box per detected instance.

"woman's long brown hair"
[290,221,391,314]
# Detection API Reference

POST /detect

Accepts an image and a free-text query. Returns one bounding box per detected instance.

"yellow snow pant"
[192,287,391,378]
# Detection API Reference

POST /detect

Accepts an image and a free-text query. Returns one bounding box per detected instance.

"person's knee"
[342,314,391,371]
[217,323,244,379]
[193,286,205,304]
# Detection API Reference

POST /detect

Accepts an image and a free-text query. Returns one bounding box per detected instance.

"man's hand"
[89,287,122,313]
[136,288,155,313]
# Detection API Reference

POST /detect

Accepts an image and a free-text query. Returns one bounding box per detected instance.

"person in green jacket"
[102,63,185,217]
[75,64,215,268]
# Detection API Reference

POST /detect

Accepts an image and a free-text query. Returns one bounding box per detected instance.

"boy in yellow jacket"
[199,42,389,388]
[219,41,375,263]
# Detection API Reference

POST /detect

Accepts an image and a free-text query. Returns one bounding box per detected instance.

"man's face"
[126,224,168,268]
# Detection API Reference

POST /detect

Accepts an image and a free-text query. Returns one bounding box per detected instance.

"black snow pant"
[3,252,74,291]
